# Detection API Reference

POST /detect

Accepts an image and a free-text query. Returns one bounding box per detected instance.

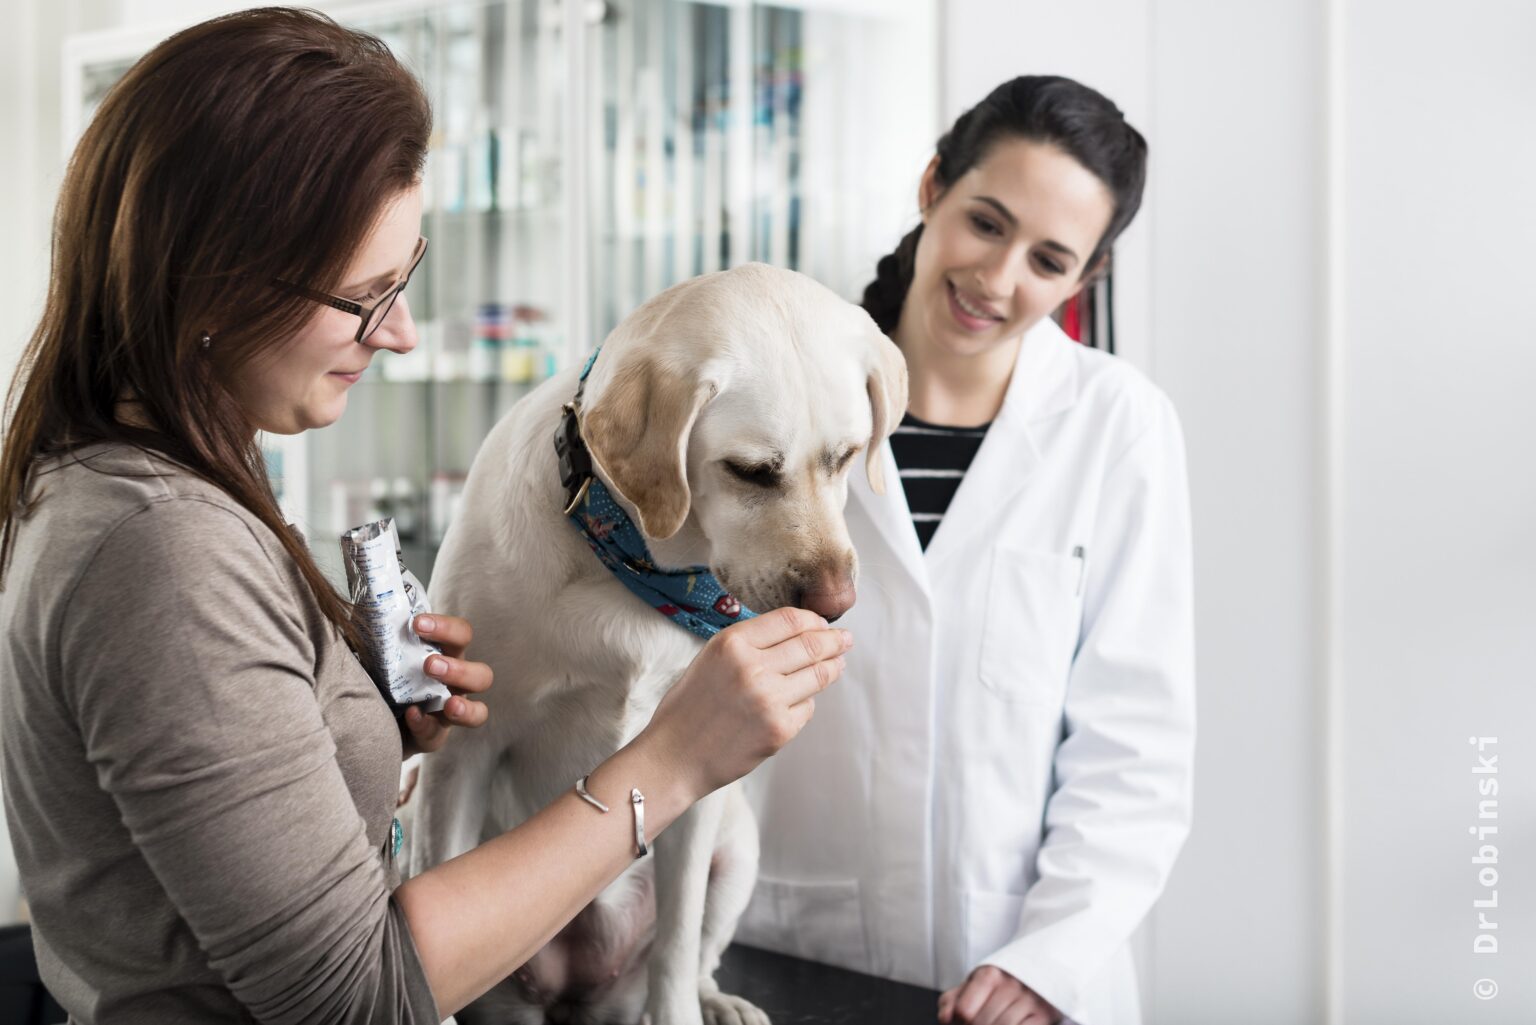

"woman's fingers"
[952,970,1001,1024]
[411,696,489,730]
[764,625,853,677]
[974,991,1024,1025]
[399,610,494,756]
[403,695,490,754]
[727,606,828,649]
[439,695,489,728]
[423,652,493,693]
[640,607,850,798]
[938,987,958,1024]
[412,615,492,731]
[413,613,473,657]
[942,969,1056,1025]
[782,653,846,705]
[403,705,447,750]
[783,696,816,739]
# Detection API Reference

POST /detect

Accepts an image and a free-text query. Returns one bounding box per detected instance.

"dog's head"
[579,263,907,622]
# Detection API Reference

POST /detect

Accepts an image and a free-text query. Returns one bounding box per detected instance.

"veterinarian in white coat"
[739,77,1195,1025]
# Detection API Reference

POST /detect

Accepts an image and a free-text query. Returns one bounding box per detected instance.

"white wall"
[1143,3,1329,1021]
[945,1,1535,1023]
[1339,2,1535,1020]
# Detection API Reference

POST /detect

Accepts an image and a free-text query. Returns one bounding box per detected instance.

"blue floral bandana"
[557,349,757,639]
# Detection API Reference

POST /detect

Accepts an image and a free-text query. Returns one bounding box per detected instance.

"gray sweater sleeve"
[57,496,441,1025]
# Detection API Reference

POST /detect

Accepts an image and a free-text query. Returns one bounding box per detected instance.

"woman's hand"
[401,613,494,758]
[938,966,1063,1025]
[636,607,852,802]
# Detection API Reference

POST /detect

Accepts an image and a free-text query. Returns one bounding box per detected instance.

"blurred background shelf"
[65,0,937,587]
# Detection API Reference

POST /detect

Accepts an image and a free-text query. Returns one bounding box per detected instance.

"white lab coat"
[737,317,1196,1025]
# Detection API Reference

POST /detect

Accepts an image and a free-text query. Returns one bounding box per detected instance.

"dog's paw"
[700,989,771,1025]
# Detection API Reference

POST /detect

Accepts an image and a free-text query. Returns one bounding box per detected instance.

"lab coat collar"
[992,314,1081,428]
[849,317,1080,578]
[851,441,931,594]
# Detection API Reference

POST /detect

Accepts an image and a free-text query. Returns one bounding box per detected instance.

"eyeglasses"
[273,236,428,343]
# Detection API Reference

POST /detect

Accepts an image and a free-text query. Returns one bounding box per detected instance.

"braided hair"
[861,75,1148,337]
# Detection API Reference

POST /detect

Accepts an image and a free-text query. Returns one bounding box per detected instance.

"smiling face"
[228,184,424,434]
[899,136,1115,359]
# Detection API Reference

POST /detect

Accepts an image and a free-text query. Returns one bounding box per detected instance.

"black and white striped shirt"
[889,412,992,550]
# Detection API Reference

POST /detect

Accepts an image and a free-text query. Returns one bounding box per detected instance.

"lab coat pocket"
[963,889,1027,970]
[977,548,1081,704]
[737,876,869,973]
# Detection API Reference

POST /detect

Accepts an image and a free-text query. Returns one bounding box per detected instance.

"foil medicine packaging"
[341,518,451,714]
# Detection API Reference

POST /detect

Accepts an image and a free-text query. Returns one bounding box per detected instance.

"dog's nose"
[795,570,857,623]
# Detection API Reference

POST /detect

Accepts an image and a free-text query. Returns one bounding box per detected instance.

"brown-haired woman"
[0,8,845,1023]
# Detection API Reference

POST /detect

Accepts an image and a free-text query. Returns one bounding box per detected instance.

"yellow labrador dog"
[404,263,906,1025]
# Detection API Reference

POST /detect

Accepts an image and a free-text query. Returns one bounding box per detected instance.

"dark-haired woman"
[738,77,1195,1025]
[0,9,845,1023]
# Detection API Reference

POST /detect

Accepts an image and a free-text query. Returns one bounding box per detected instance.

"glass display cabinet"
[63,0,936,586]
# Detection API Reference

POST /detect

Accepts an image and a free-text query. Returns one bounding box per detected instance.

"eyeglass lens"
[360,240,425,342]
[361,288,401,342]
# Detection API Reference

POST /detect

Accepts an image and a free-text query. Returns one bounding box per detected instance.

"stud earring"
[199,331,212,350]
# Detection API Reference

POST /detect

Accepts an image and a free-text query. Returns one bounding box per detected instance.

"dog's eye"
[725,461,781,488]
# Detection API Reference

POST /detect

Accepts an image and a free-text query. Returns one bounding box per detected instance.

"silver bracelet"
[574,775,649,859]
[629,787,648,858]
[574,775,609,812]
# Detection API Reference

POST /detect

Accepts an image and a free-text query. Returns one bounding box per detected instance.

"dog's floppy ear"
[582,355,717,540]
[863,331,909,495]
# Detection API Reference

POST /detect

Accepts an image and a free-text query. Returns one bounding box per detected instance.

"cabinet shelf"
[68,0,937,588]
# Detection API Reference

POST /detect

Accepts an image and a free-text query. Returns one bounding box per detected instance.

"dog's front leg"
[401,729,503,877]
[694,785,768,1025]
[644,787,725,1025]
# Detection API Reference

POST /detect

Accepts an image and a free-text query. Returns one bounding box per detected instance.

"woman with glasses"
[0,9,843,1023]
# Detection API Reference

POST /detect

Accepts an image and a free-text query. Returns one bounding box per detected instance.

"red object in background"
[1061,292,1083,342]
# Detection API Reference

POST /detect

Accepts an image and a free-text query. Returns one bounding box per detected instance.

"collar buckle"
[555,401,594,516]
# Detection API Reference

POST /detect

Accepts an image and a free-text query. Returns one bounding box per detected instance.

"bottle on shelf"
[505,303,554,383]
[472,302,509,382]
